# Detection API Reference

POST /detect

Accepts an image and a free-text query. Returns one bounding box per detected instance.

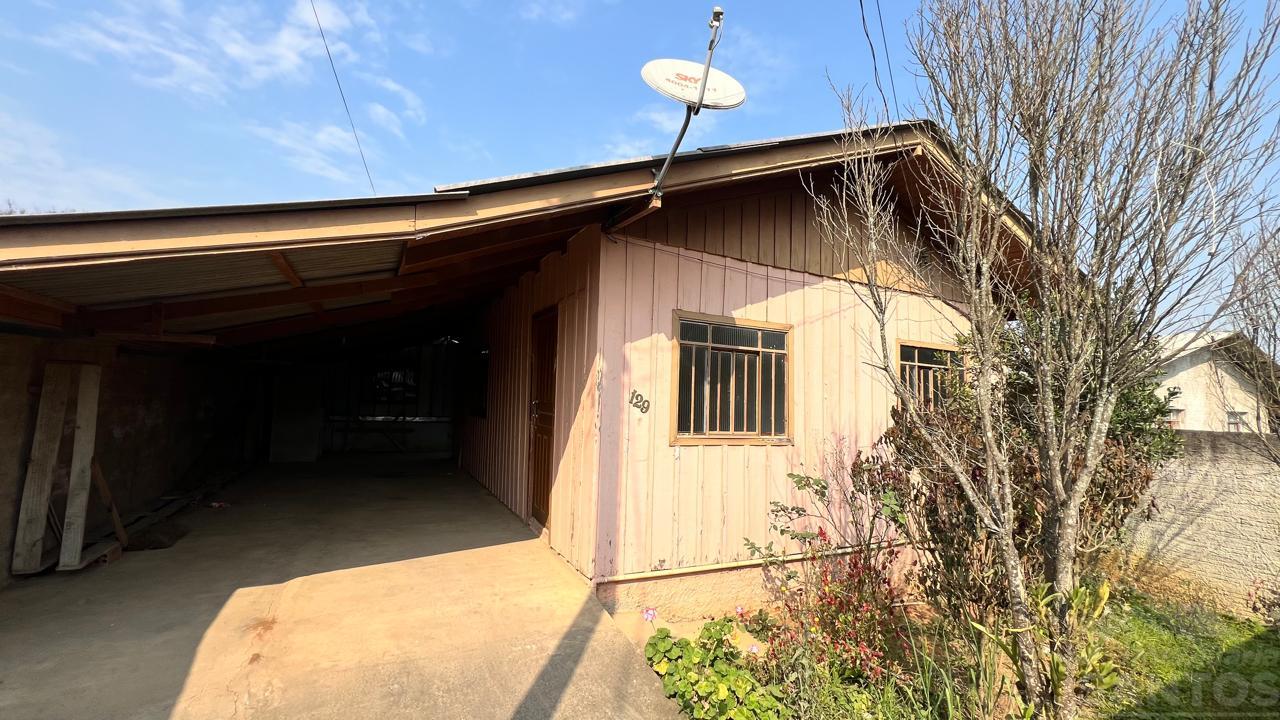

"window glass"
[675,315,788,440]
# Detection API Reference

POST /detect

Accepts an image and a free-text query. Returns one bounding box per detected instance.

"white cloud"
[247,120,364,183]
[0,109,168,211]
[38,0,380,100]
[518,1,583,24]
[39,12,227,99]
[598,103,721,162]
[363,74,426,124]
[367,102,403,139]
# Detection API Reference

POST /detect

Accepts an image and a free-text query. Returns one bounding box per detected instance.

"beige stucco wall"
[1159,347,1270,433]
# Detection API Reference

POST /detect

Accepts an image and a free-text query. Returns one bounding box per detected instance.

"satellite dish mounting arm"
[651,7,724,199]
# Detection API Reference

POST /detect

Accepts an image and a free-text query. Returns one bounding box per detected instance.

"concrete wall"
[1159,348,1271,433]
[1,334,263,587]
[1124,430,1280,614]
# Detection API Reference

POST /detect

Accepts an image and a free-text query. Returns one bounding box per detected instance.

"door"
[528,308,558,526]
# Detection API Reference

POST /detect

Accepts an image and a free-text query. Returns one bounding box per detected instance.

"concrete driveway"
[0,459,676,720]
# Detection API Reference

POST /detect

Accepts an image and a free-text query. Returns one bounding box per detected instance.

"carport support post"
[58,365,102,570]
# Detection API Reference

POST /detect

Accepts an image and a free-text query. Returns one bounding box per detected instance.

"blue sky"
[0,0,920,212]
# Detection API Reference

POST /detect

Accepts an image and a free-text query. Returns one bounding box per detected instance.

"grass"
[1087,588,1280,719]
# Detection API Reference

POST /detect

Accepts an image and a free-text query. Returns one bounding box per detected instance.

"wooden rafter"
[217,262,539,346]
[269,251,305,288]
[0,283,76,313]
[88,236,565,331]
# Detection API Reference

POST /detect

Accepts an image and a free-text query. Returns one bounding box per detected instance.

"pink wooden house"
[0,122,965,617]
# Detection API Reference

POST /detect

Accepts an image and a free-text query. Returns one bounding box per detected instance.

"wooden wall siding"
[461,226,601,577]
[594,236,967,579]
[627,186,964,304]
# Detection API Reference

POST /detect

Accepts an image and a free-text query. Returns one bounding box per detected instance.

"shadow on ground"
[0,456,674,720]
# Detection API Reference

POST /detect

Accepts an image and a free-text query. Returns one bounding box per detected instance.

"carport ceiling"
[0,218,589,346]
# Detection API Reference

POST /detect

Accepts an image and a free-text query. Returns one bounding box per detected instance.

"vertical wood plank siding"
[461,226,601,577]
[594,232,967,578]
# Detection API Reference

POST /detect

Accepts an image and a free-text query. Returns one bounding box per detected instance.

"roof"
[0,125,925,229]
[0,121,939,347]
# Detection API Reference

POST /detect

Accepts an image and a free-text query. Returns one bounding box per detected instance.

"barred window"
[899,344,962,408]
[675,315,788,440]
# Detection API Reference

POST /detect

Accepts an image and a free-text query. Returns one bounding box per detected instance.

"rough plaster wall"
[1125,430,1280,614]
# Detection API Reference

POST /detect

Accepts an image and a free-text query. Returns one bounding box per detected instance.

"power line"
[873,0,899,115]
[310,0,376,196]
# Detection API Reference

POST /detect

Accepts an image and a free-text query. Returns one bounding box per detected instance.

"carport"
[0,168,664,719]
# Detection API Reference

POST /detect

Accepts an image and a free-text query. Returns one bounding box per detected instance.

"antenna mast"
[651,6,725,199]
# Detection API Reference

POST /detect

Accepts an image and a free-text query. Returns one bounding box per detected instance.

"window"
[1227,411,1245,433]
[674,314,789,441]
[1164,408,1185,430]
[899,343,962,408]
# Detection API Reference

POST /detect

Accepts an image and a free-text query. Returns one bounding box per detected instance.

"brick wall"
[1124,430,1279,614]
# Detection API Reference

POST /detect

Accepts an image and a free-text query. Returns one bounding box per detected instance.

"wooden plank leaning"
[58,365,103,570]
[11,363,74,574]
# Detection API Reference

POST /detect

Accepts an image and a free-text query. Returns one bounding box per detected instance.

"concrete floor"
[0,458,676,720]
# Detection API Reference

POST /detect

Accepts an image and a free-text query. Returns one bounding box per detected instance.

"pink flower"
[642,607,658,622]
[748,644,760,655]
[735,605,746,617]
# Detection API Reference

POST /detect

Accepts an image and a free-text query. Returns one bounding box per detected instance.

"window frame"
[895,339,964,409]
[670,310,794,447]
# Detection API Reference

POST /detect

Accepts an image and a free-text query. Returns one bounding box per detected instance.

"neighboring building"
[1158,332,1276,433]
[0,122,970,617]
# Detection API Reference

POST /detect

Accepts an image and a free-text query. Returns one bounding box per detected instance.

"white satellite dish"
[634,6,747,200]
[641,58,746,110]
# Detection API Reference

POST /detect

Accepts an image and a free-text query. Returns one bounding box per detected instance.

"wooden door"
[528,309,558,526]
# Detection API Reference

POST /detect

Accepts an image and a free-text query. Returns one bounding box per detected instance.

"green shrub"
[645,619,789,720]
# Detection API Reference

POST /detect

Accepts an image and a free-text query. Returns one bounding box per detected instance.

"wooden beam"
[400,224,580,275]
[217,265,534,346]
[0,283,76,313]
[58,365,102,571]
[12,363,74,574]
[603,195,661,233]
[95,331,218,345]
[91,459,129,548]
[0,295,66,330]
[269,251,305,288]
[87,272,440,329]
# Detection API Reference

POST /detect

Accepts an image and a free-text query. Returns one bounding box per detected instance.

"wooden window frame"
[670,310,793,447]
[895,339,963,408]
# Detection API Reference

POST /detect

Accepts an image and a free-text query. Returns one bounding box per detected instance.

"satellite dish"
[641,58,746,110]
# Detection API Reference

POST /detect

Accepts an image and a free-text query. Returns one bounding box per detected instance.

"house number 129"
[629,390,651,414]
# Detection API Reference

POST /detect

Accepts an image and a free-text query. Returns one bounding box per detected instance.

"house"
[1158,332,1277,433]
[0,122,968,623]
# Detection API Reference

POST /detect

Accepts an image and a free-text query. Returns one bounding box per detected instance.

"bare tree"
[812,0,1280,716]
[1224,232,1280,461]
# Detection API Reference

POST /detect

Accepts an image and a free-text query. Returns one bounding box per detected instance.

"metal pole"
[651,7,724,199]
